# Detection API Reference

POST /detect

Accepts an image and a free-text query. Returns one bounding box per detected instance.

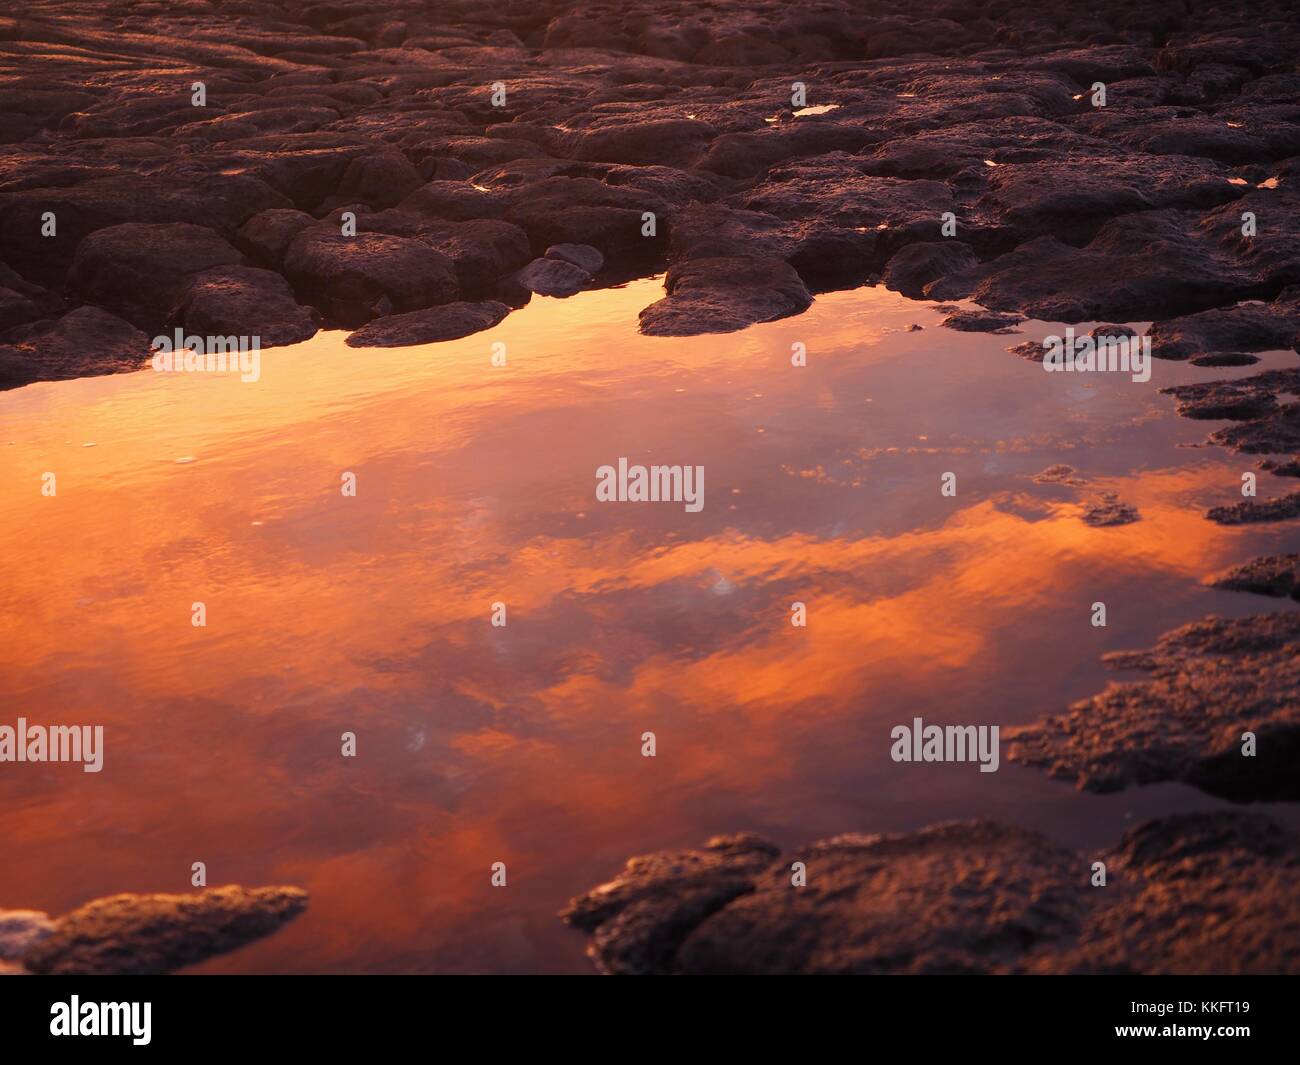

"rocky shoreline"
[3,0,1300,384]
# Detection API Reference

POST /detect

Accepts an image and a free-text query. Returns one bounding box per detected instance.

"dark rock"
[169,265,319,348]
[22,885,308,976]
[67,222,244,329]
[881,241,979,299]
[1082,492,1140,526]
[0,306,151,388]
[675,822,1083,975]
[940,308,1024,333]
[1008,611,1300,800]
[345,301,509,347]
[282,228,459,325]
[1207,491,1300,524]
[639,256,812,336]
[545,243,604,274]
[561,834,779,975]
[235,208,317,268]
[1149,292,1300,360]
[517,257,591,297]
[1033,464,1086,486]
[1211,554,1300,599]
[1190,351,1261,367]
[563,813,1300,974]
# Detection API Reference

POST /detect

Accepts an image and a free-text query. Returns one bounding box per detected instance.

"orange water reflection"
[1,279,1296,972]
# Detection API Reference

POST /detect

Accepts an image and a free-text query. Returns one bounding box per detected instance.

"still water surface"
[1,278,1296,972]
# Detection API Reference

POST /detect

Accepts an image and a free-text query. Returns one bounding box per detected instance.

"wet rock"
[960,211,1237,322]
[1210,402,1300,455]
[1206,490,1300,524]
[0,306,151,388]
[561,834,779,975]
[1260,457,1300,477]
[1160,380,1278,420]
[0,910,55,960]
[283,228,459,325]
[22,885,308,976]
[1082,492,1140,526]
[1059,813,1300,975]
[1149,292,1300,360]
[169,266,319,348]
[1033,464,1086,486]
[880,242,979,299]
[1191,351,1261,367]
[517,257,591,298]
[940,308,1024,333]
[675,822,1084,975]
[545,243,604,275]
[1008,611,1300,800]
[563,813,1300,974]
[1211,554,1300,599]
[639,256,811,336]
[67,222,244,329]
[345,301,509,348]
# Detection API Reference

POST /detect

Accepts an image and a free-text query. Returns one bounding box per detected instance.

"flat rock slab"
[345,301,509,347]
[1008,611,1300,801]
[563,813,1300,974]
[21,885,308,976]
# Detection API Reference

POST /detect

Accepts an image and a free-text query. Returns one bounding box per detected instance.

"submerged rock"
[1008,611,1300,801]
[563,813,1300,974]
[21,885,308,976]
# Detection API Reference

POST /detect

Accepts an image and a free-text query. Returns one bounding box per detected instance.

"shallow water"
[2,277,1298,973]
